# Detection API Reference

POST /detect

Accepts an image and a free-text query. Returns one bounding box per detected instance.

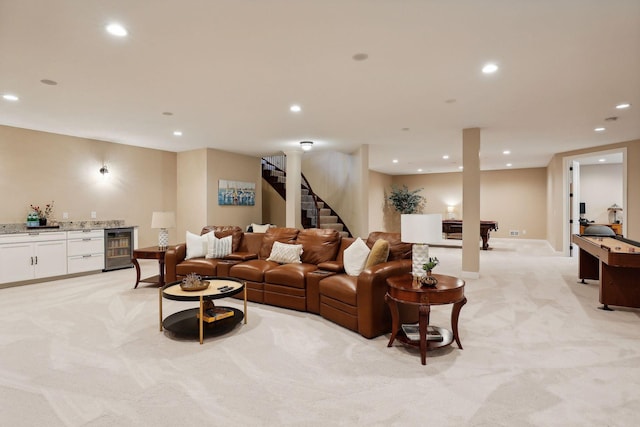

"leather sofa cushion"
[176,258,220,277]
[201,225,243,252]
[319,274,357,306]
[265,263,318,288]
[230,259,279,282]
[258,227,299,259]
[296,228,341,264]
[366,232,411,261]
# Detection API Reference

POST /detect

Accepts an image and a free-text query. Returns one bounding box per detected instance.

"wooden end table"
[132,246,168,289]
[386,273,466,365]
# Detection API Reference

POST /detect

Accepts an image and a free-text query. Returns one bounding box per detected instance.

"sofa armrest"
[356,259,412,338]
[317,261,344,273]
[165,243,186,283]
[224,252,258,261]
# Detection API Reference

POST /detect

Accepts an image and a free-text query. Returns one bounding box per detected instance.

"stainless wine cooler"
[103,227,134,271]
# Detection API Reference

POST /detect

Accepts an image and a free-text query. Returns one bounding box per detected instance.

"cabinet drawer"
[0,231,66,244]
[67,229,104,239]
[68,254,105,274]
[68,238,104,256]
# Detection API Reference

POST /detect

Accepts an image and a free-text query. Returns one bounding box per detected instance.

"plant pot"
[39,218,47,226]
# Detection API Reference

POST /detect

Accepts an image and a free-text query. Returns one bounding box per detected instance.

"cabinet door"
[0,243,34,283]
[34,240,67,279]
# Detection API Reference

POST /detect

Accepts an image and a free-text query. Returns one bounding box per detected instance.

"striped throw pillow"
[206,234,233,259]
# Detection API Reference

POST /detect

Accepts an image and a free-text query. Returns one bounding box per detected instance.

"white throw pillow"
[185,231,211,260]
[252,223,271,233]
[266,241,303,264]
[206,234,233,259]
[343,237,371,276]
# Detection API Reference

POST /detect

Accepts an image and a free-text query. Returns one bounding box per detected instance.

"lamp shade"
[401,214,443,244]
[151,211,176,229]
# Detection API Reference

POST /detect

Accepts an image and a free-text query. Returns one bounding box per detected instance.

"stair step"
[320,223,344,231]
[319,215,338,224]
[319,208,331,216]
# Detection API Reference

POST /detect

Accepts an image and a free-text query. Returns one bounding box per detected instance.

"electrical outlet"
[509,230,520,236]
[522,229,527,235]
[91,211,97,219]
[62,212,69,219]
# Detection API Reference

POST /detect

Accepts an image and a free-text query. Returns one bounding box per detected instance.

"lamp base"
[411,243,429,279]
[158,228,169,250]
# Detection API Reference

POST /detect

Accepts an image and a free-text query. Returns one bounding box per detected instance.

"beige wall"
[0,125,177,248]
[176,148,262,239]
[302,150,361,236]
[383,168,547,239]
[368,170,393,233]
[547,138,640,251]
[207,148,262,228]
[262,180,286,227]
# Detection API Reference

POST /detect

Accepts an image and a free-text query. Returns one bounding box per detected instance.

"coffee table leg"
[244,283,247,324]
[419,305,430,365]
[386,293,399,347]
[133,258,141,289]
[199,296,204,345]
[159,287,163,331]
[451,297,467,349]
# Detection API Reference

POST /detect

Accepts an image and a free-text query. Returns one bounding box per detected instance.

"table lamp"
[151,211,176,250]
[401,214,443,280]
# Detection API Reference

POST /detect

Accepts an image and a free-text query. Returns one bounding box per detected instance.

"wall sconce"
[300,141,314,151]
[99,165,109,175]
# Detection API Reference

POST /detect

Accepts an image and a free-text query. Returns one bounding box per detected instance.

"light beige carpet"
[1,238,639,426]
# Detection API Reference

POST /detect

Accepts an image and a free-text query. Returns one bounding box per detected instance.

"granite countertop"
[0,220,136,235]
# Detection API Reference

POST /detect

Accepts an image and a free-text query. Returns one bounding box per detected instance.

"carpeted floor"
[1,238,639,426]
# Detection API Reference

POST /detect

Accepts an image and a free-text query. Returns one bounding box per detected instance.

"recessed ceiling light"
[2,94,18,101]
[594,127,606,132]
[173,131,182,136]
[615,103,631,109]
[106,23,128,37]
[417,168,423,172]
[401,127,410,131]
[506,163,512,167]
[598,158,606,162]
[442,155,449,160]
[445,99,457,104]
[352,53,369,61]
[162,111,173,116]
[392,159,398,163]
[40,79,58,86]
[458,166,464,170]
[290,104,301,113]
[482,63,499,74]
[503,150,511,155]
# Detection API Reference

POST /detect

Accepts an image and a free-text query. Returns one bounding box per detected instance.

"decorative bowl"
[180,273,210,291]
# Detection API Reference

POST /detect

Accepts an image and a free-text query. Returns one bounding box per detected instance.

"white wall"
[579,163,623,224]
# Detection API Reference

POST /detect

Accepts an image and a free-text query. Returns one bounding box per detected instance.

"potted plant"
[388,185,425,214]
[30,201,54,226]
[421,256,439,286]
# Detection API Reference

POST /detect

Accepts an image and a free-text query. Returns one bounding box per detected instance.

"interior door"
[569,161,581,256]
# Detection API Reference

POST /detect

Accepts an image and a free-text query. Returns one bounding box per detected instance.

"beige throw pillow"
[266,241,303,264]
[206,234,233,259]
[365,239,390,269]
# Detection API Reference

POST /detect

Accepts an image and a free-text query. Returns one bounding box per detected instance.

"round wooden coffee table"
[160,276,247,344]
[386,273,466,365]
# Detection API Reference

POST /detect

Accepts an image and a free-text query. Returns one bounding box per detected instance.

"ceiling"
[1,0,638,175]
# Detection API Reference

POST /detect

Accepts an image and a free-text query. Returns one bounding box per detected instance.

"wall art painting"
[218,180,256,206]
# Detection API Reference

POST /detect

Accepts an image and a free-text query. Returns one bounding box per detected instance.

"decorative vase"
[39,218,47,226]
[420,270,438,287]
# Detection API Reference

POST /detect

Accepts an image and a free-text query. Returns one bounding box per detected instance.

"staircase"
[262,157,351,237]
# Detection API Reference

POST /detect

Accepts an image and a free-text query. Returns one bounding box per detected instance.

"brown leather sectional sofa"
[165,226,412,338]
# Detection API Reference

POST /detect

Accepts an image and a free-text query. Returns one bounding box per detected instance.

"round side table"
[386,273,466,365]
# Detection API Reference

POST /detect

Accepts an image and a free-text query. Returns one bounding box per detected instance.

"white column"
[462,128,480,278]
[284,150,302,228]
